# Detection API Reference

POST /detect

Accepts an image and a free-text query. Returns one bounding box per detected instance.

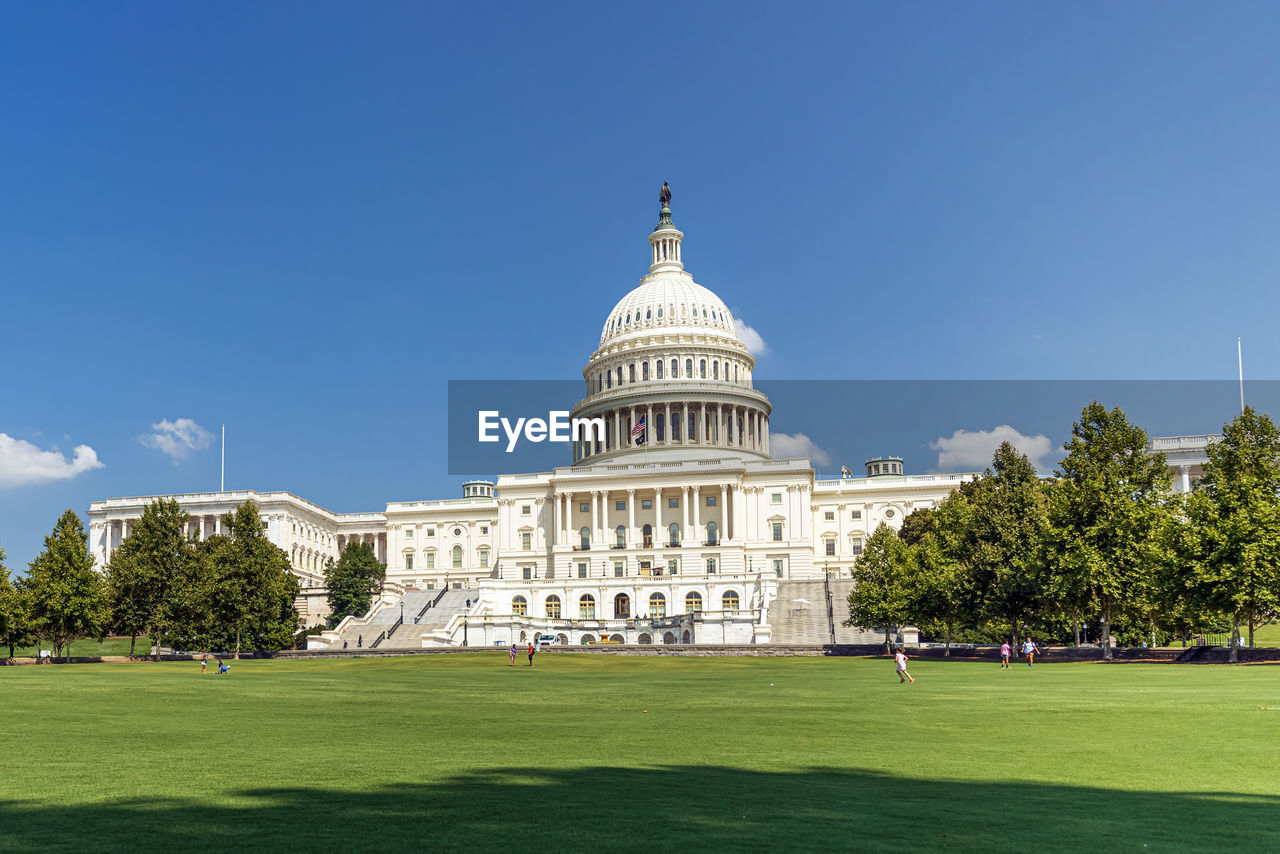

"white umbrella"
[792,598,811,604]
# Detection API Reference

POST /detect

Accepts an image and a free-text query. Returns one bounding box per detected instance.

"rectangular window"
[851,510,862,520]
[426,552,435,569]
[825,539,836,556]
[614,561,624,577]
[480,526,488,534]
[771,493,782,504]
[772,522,783,542]
[405,554,414,570]
[668,559,678,575]
[405,527,415,537]
[668,498,679,508]
[521,532,531,550]
[427,529,435,537]
[522,505,531,516]
[773,558,783,576]
[823,511,834,521]
[522,567,532,580]
[706,496,716,507]
[579,503,589,513]
[851,538,863,555]
[641,499,652,510]
[480,551,489,567]
[616,501,626,511]
[706,558,717,574]
[578,562,588,579]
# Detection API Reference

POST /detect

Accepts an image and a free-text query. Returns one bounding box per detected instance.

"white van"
[535,634,558,647]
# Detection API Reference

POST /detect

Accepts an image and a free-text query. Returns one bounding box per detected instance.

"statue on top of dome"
[659,181,671,208]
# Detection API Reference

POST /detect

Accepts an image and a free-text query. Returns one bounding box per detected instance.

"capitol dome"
[568,188,772,466]
[599,278,739,348]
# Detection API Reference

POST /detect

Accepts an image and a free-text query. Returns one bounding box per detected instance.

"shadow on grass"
[1,765,1275,853]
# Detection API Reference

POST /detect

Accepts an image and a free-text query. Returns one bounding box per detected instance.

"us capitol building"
[88,190,978,648]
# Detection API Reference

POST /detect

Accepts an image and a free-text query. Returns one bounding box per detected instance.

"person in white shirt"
[1022,638,1040,667]
[895,649,915,684]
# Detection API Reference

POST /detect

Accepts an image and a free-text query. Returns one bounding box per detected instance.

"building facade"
[87,194,974,644]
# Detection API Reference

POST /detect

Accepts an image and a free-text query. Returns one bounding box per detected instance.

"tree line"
[0,500,300,660]
[848,402,1280,662]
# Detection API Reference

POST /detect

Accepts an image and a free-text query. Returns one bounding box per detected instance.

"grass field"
[1,654,1277,853]
[9,636,141,658]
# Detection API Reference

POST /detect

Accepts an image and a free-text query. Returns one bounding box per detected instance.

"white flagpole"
[1238,338,1245,414]
[221,424,225,492]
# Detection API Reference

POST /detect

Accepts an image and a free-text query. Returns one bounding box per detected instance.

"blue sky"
[3,2,1279,569]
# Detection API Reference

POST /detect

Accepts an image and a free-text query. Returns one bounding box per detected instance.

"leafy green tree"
[966,442,1051,651]
[0,542,32,657]
[324,541,386,628]
[1182,407,1280,662]
[846,523,914,653]
[206,502,300,658]
[1048,403,1171,659]
[105,498,193,657]
[908,494,979,655]
[20,510,109,660]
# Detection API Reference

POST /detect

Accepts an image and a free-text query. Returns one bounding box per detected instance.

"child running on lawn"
[895,648,914,684]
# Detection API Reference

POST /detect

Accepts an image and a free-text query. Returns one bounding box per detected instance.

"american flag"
[631,416,646,440]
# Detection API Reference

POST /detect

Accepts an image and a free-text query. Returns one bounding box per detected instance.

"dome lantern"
[648,182,684,274]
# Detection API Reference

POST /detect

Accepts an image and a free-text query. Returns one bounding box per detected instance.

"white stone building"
[87,194,974,644]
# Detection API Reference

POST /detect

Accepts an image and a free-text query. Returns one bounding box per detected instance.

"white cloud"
[0,434,104,488]
[930,425,1055,475]
[139,418,214,462]
[734,319,769,355]
[770,432,832,466]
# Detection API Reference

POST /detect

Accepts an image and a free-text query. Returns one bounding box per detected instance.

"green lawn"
[1252,621,1280,646]
[8,636,142,658]
[1,654,1277,853]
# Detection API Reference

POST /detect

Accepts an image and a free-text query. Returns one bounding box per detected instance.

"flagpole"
[1238,338,1245,414]
[221,424,225,492]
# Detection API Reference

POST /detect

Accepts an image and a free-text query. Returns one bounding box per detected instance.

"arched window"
[713,361,719,379]
[649,592,666,618]
[615,525,626,548]
[642,361,649,381]
[614,593,630,619]
[724,361,729,379]
[685,591,703,613]
[706,521,717,546]
[645,308,651,320]
[629,363,636,383]
[452,545,463,568]
[723,590,740,612]
[512,595,527,616]
[579,594,596,619]
[617,366,623,386]
[657,307,664,318]
[478,548,489,568]
[606,371,612,389]
[580,527,590,550]
[669,522,680,547]
[685,358,692,377]
[545,595,561,619]
[642,524,653,548]
[671,359,678,378]
[700,359,707,378]
[656,360,664,379]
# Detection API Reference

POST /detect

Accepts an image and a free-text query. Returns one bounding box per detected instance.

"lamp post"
[463,616,469,647]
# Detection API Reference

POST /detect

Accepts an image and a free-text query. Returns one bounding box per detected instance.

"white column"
[627,489,636,547]
[720,484,728,541]
[590,491,599,547]
[553,491,562,546]
[682,487,690,545]
[1179,465,1191,493]
[654,487,664,545]
[733,485,746,543]
[198,516,205,540]
[763,416,770,455]
[692,487,701,541]
[646,404,654,446]
[663,403,671,444]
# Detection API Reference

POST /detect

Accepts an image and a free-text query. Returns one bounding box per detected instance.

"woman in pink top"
[1000,641,1011,670]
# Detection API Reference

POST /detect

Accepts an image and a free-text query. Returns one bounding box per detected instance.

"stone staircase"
[379,588,476,649]
[769,579,887,645]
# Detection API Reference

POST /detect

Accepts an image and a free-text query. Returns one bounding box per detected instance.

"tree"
[0,541,32,657]
[1183,407,1280,662]
[105,498,193,657]
[846,523,914,653]
[324,541,386,628]
[968,442,1051,651]
[908,494,978,656]
[20,510,109,660]
[1048,403,1171,659]
[206,502,300,658]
